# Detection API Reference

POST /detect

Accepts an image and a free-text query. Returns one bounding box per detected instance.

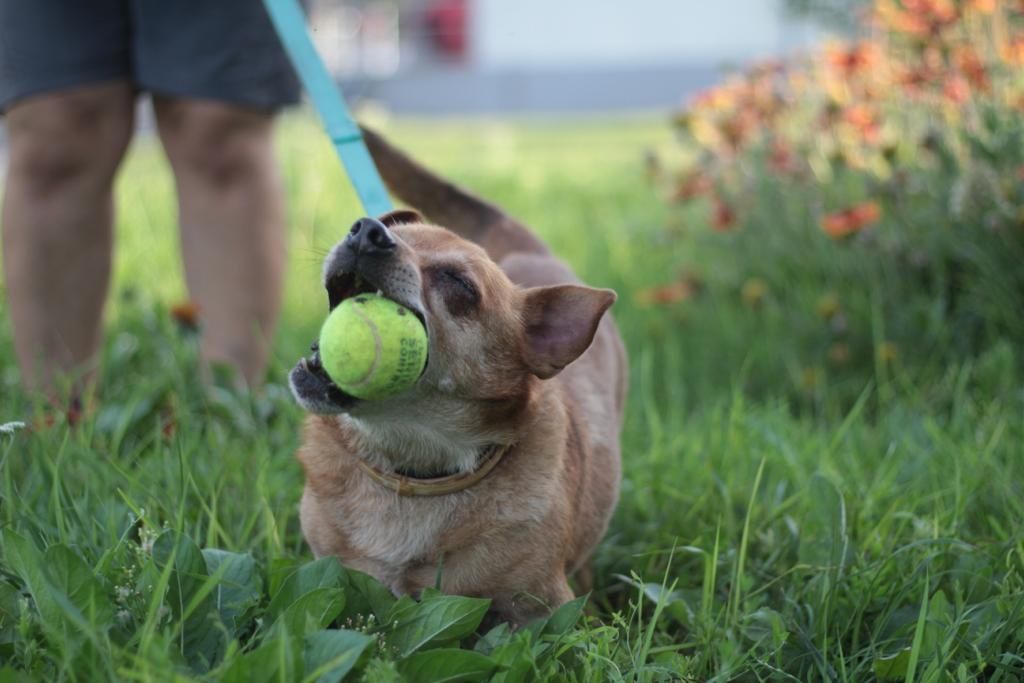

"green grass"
[1,115,1023,681]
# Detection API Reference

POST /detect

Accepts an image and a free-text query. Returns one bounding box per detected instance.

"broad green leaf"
[542,596,587,636]
[43,544,113,630]
[303,629,373,683]
[220,631,303,683]
[474,622,512,655]
[386,595,417,621]
[152,531,209,610]
[521,594,588,639]
[152,530,224,671]
[268,557,304,597]
[521,615,545,640]
[2,530,60,631]
[267,557,344,620]
[396,648,497,682]
[874,647,911,681]
[489,632,534,683]
[419,587,443,600]
[921,589,952,655]
[1,530,109,645]
[386,594,490,657]
[267,588,346,640]
[338,567,396,623]
[741,608,787,648]
[202,549,261,634]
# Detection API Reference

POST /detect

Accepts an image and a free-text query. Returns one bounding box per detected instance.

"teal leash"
[263,0,392,216]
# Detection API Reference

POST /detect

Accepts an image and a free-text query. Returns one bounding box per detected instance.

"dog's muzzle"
[289,217,428,414]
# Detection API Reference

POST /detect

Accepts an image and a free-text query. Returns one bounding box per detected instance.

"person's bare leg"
[2,82,135,398]
[152,97,286,387]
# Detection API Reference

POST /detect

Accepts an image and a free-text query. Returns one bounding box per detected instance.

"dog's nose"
[346,217,396,256]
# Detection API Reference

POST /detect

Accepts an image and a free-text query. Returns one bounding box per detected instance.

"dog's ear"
[378,209,424,228]
[521,284,616,379]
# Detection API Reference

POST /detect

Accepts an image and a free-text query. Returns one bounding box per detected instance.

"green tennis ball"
[319,293,428,400]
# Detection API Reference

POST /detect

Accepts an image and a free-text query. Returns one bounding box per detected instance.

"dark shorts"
[0,0,301,113]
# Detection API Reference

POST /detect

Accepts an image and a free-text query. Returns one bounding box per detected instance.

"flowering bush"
[650,0,1024,399]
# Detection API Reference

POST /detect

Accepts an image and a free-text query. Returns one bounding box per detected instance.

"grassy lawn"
[1,114,1023,680]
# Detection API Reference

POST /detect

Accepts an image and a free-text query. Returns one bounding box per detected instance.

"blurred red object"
[672,170,713,202]
[821,201,882,239]
[170,300,200,330]
[826,41,882,77]
[161,404,177,441]
[426,0,467,60]
[943,75,971,103]
[712,197,737,231]
[635,275,703,307]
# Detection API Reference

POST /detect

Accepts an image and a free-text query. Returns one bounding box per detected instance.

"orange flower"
[718,112,756,152]
[899,64,939,93]
[821,201,882,239]
[877,0,958,36]
[875,0,930,35]
[691,84,738,112]
[635,277,701,307]
[851,200,881,223]
[1000,39,1024,65]
[905,0,959,25]
[844,104,882,143]
[826,41,882,77]
[170,300,200,330]
[942,75,971,103]
[770,140,798,173]
[672,170,713,202]
[712,197,737,231]
[969,0,997,13]
[955,47,990,91]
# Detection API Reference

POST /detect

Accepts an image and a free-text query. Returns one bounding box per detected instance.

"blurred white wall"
[471,0,819,70]
[320,0,824,114]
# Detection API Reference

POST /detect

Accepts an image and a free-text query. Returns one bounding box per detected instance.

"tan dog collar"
[357,443,512,496]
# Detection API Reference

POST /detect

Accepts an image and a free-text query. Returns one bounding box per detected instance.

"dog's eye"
[443,269,477,297]
[433,268,479,316]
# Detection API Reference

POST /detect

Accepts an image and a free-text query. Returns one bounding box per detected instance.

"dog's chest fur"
[299,419,563,580]
[344,493,454,567]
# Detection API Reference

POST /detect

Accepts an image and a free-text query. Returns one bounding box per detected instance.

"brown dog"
[289,129,626,626]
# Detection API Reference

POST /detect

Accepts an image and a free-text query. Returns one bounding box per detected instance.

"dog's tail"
[361,126,549,261]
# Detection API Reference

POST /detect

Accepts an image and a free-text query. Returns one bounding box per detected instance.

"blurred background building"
[307,0,823,114]
[0,0,824,159]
